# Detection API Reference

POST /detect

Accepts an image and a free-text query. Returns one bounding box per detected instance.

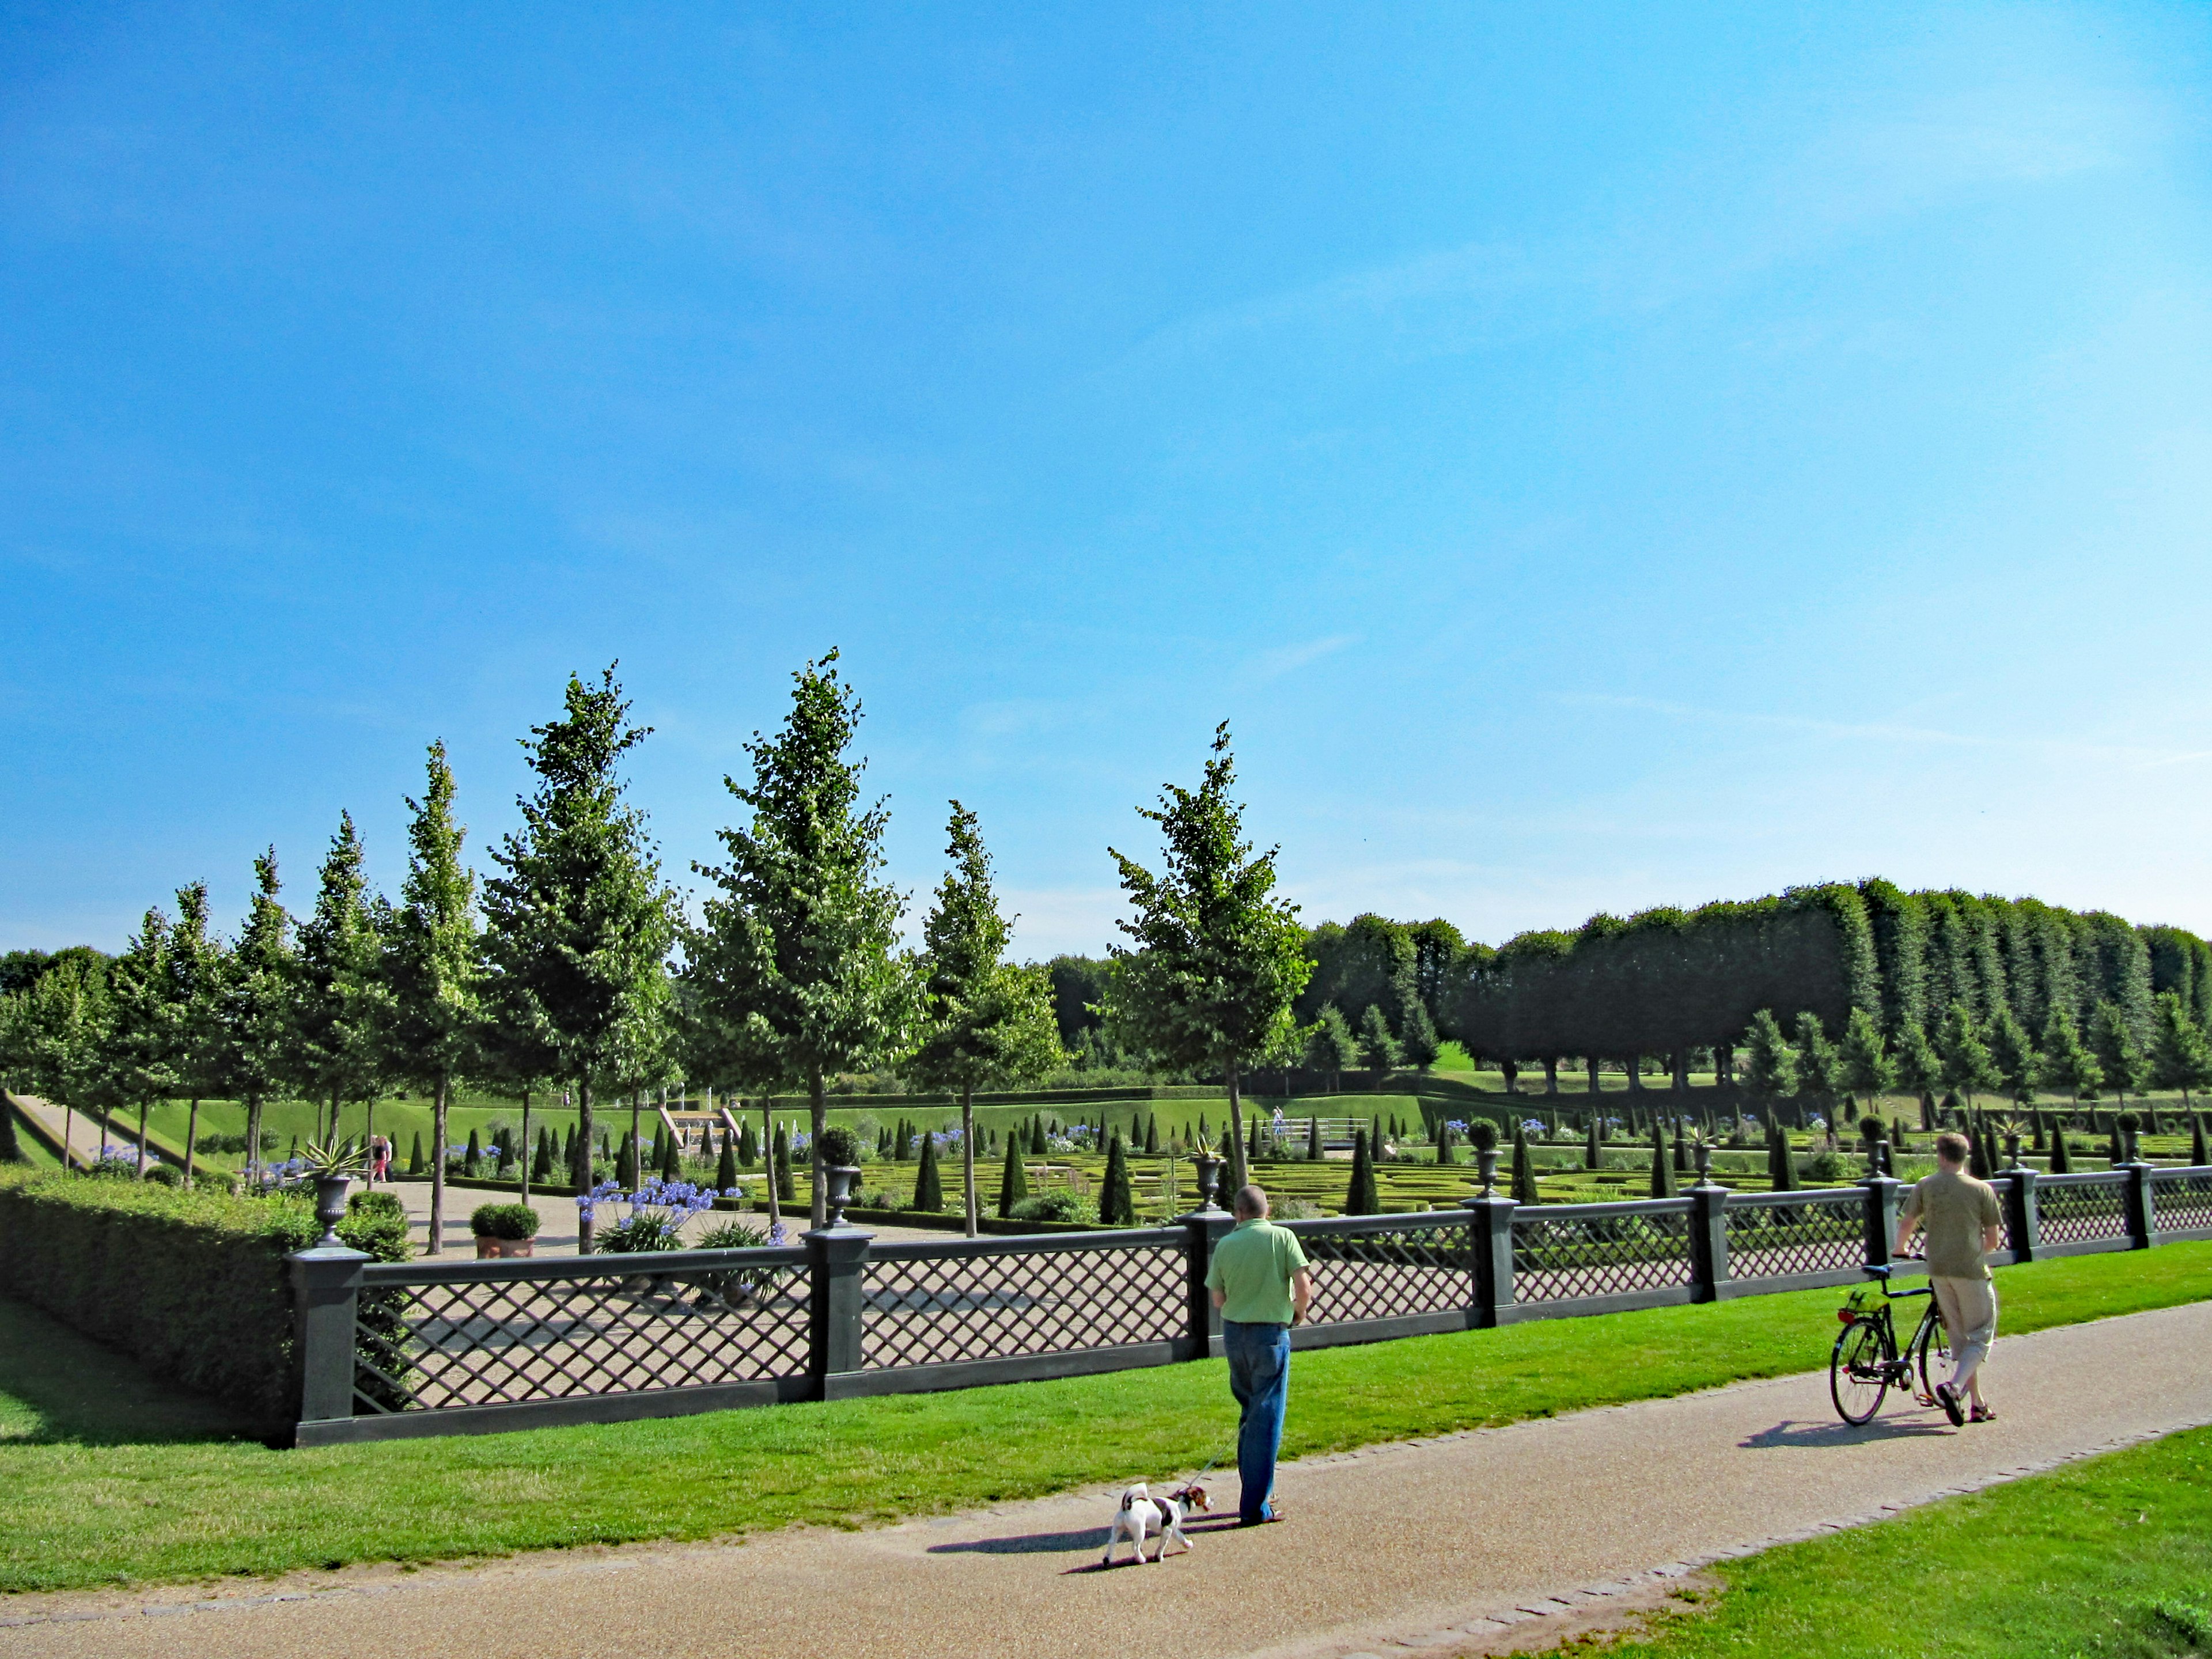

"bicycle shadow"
[931,1515,1242,1562]
[1740,1416,1953,1449]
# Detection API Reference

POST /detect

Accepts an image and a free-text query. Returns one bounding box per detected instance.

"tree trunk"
[1715,1043,1735,1089]
[631,1091,643,1187]
[518,1088,532,1203]
[244,1092,262,1187]
[1627,1056,1645,1094]
[1226,1065,1248,1194]
[62,1102,74,1171]
[575,1078,595,1252]
[809,1070,828,1229]
[1586,1056,1601,1096]
[184,1097,199,1187]
[760,1098,782,1231]
[961,1085,978,1238]
[137,1101,150,1176]
[1672,1050,1689,1095]
[1543,1057,1559,1096]
[429,1071,449,1256]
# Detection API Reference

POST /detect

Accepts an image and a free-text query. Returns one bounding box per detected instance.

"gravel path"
[6,1298,2208,1658]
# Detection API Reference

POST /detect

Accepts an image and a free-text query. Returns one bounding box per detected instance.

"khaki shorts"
[1930,1274,1998,1377]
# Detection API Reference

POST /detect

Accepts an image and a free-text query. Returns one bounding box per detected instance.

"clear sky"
[6,3,2211,960]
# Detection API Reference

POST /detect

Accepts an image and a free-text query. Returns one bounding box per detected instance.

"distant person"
[1206,1184,1313,1525]
[1895,1130,2004,1425]
[368,1135,391,1184]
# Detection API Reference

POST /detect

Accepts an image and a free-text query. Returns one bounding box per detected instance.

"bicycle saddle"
[1862,1263,1893,1279]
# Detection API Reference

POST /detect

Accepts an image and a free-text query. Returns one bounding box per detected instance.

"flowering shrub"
[581,1176,734,1253]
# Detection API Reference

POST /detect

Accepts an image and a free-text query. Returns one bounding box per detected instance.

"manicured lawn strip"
[1,1242,2203,1595]
[1595,1425,2212,1658]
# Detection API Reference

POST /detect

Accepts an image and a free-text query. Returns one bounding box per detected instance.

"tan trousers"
[1930,1274,1998,1393]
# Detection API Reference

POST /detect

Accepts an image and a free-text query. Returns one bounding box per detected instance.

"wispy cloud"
[1567,693,2212,770]
[1248,634,1358,682]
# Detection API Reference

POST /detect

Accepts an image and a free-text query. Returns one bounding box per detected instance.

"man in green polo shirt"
[1206,1184,1313,1525]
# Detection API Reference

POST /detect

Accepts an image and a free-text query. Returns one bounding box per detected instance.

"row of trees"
[1442,881,2210,1092]
[3,664,1318,1241]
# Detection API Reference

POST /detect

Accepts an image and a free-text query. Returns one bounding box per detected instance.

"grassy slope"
[1597,1427,2212,1658]
[1,1242,2205,1596]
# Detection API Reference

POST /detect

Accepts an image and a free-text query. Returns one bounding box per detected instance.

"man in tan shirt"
[1894,1130,2005,1426]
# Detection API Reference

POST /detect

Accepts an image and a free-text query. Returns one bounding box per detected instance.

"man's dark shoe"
[1934,1382,1965,1427]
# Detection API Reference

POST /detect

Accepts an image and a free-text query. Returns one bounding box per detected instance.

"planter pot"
[474,1235,536,1259]
[821,1165,862,1227]
[314,1174,352,1248]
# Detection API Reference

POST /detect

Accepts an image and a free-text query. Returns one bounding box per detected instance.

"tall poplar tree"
[1739,1010,1798,1101]
[1835,1007,1894,1113]
[103,907,178,1176]
[2149,991,2212,1111]
[2087,1001,2147,1112]
[482,669,676,1252]
[290,813,389,1146]
[386,743,486,1254]
[1104,724,1311,1192]
[687,653,916,1229]
[908,802,1064,1234]
[221,850,294,1186]
[1985,1005,2040,1107]
[167,882,226,1187]
[2037,1008,2101,1111]
[1936,1000,1998,1114]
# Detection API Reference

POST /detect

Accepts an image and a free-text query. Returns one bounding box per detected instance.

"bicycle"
[1829,1260,1952,1426]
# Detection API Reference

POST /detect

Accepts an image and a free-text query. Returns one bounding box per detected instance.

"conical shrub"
[716,1129,738,1192]
[913,1132,944,1211]
[408,1131,425,1175]
[1145,1115,1159,1155]
[1648,1122,1676,1198]
[738,1118,757,1166]
[1099,1130,1132,1225]
[660,1128,680,1181]
[1306,1116,1323,1161]
[1346,1128,1379,1215]
[2194,1112,2208,1167]
[615,1131,638,1191]
[1585,1115,1601,1171]
[1510,1124,1540,1205]
[464,1128,482,1177]
[998,1132,1028,1218]
[2048,1126,2072,1172]
[772,1124,794,1203]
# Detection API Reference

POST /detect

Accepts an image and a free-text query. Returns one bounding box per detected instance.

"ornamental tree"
[2149,991,2212,1110]
[291,813,389,1149]
[482,668,677,1251]
[1104,724,1312,1192]
[221,849,294,1186]
[687,654,916,1229]
[385,743,486,1251]
[908,802,1063,1235]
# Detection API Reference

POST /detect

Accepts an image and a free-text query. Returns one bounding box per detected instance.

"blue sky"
[6,3,2212,959]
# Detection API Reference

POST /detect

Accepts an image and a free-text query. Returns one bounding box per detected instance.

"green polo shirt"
[1206,1218,1309,1325]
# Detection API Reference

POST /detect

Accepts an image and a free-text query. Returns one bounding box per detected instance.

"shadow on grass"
[0,1294,262,1448]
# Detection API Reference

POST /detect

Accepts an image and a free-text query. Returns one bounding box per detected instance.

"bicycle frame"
[1831,1262,1948,1424]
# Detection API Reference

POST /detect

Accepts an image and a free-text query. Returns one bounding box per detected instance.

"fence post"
[1687,1180,1729,1302]
[1861,1173,1901,1271]
[805,1222,875,1399]
[289,1245,370,1436]
[2000,1166,2039,1263]
[2122,1161,2156,1249]
[1461,1195,1516,1324]
[1180,1209,1233,1361]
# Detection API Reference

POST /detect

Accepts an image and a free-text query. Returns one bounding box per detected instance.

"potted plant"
[470,1202,541,1259]
[816,1126,863,1226]
[301,1138,370,1247]
[1468,1120,1501,1196]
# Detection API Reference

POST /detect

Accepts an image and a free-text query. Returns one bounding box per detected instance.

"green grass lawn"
[1595,1426,2212,1658]
[1,1241,2205,1597]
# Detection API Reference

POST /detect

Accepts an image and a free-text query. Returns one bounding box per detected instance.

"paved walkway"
[5,1300,2208,1658]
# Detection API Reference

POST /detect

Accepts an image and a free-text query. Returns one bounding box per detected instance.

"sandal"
[1969,1405,1997,1423]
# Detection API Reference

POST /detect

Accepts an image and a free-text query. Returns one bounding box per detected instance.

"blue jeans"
[1222,1319,1290,1522]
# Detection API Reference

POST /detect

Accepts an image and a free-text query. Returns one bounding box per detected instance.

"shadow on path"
[1740,1416,1953,1449]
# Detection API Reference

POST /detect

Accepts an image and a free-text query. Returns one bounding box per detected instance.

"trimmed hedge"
[0,1167,406,1429]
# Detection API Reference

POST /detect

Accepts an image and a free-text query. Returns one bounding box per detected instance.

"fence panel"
[2152,1166,2212,1237]
[1722,1188,1865,1281]
[859,1230,1185,1371]
[354,1245,811,1416]
[1279,1211,1472,1328]
[2035,1172,2131,1249]
[1511,1199,1695,1305]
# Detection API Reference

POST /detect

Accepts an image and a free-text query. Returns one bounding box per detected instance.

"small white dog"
[1101,1480,1211,1565]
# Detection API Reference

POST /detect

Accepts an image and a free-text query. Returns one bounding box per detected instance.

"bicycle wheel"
[1831,1317,1891,1426]
[1912,1306,1950,1407]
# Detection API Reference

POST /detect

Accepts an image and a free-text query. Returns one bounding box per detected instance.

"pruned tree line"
[2,663,1313,1239]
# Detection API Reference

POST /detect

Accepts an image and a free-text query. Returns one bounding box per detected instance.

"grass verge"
[1586,1425,2212,1657]
[0,1241,2205,1596]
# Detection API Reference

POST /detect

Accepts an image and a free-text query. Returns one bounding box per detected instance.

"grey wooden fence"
[289,1160,2212,1446]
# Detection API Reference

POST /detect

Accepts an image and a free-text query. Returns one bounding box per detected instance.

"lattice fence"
[1291,1215,1472,1326]
[355,1251,811,1415]
[860,1237,1185,1370]
[2036,1176,2130,1245]
[1512,1203,1694,1304]
[2153,1168,2212,1234]
[1723,1190,1864,1279]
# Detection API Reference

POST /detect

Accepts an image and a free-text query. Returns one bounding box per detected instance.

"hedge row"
[0,1168,404,1429]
